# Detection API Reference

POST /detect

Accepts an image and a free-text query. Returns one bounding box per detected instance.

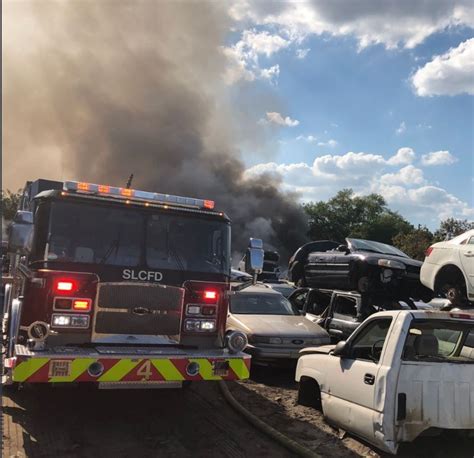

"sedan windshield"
[348,238,409,258]
[230,293,299,315]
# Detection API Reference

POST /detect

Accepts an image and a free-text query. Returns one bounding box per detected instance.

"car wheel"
[297,377,322,410]
[443,284,467,306]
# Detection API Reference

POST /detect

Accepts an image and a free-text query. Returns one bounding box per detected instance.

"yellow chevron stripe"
[49,358,97,383]
[189,358,222,380]
[151,359,185,381]
[228,358,250,379]
[98,359,140,382]
[13,358,49,382]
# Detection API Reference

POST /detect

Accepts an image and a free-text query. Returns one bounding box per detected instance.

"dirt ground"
[232,365,474,458]
[2,367,473,458]
[1,382,291,458]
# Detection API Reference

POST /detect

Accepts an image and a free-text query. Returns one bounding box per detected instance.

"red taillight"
[54,279,76,293]
[203,290,218,302]
[73,299,91,311]
[425,246,434,257]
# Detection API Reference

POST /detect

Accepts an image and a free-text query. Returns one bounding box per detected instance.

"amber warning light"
[63,181,217,211]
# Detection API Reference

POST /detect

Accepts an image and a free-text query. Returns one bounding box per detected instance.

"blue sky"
[224,1,474,229]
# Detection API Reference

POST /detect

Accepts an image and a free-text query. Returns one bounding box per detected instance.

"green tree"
[304,189,413,244]
[392,225,434,260]
[433,218,474,242]
[1,189,22,221]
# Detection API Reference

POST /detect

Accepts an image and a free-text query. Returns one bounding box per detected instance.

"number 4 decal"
[136,360,153,380]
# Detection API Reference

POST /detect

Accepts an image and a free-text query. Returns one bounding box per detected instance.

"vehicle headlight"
[51,314,89,328]
[185,319,216,332]
[378,259,405,270]
[226,331,248,353]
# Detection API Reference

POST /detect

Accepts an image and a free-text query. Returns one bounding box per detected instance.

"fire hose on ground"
[218,381,322,458]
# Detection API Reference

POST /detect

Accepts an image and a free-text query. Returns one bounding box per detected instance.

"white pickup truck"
[296,310,474,454]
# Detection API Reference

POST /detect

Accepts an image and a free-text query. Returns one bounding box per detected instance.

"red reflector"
[98,185,110,193]
[73,299,91,311]
[120,188,134,197]
[203,200,215,209]
[55,280,75,292]
[425,246,434,257]
[203,290,218,302]
[77,182,89,191]
[450,313,474,320]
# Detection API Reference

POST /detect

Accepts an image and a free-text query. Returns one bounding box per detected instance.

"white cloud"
[265,112,300,127]
[228,1,474,50]
[244,147,473,226]
[296,48,310,59]
[296,135,317,142]
[396,121,406,135]
[222,29,290,84]
[421,150,458,166]
[387,147,416,165]
[317,139,338,148]
[380,165,426,186]
[260,64,280,82]
[412,38,474,96]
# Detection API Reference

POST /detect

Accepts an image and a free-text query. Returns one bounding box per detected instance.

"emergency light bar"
[63,181,215,210]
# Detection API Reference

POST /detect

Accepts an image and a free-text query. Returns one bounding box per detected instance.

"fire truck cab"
[2,179,255,388]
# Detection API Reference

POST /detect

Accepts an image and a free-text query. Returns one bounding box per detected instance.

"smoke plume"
[3,1,308,261]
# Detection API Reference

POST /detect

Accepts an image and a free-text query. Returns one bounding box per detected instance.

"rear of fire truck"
[2,179,253,388]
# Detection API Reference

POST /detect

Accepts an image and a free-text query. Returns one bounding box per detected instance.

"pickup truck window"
[403,320,474,363]
[348,318,392,363]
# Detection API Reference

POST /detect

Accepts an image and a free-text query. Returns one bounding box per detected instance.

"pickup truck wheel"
[297,377,321,410]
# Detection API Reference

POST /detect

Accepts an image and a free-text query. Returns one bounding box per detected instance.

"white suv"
[420,229,474,305]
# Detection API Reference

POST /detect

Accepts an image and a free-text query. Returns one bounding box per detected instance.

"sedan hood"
[228,314,328,338]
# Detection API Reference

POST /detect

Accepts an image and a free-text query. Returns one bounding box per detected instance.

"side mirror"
[8,211,33,254]
[245,238,264,281]
[332,341,349,357]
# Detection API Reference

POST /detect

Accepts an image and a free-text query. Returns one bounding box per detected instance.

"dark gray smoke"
[3,0,308,260]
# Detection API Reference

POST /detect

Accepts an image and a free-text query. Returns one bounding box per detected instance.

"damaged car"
[226,283,330,364]
[293,238,433,302]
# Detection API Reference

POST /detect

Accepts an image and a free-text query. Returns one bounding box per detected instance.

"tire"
[297,377,322,410]
[439,281,467,306]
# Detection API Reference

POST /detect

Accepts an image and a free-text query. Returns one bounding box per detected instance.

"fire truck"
[2,179,258,388]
